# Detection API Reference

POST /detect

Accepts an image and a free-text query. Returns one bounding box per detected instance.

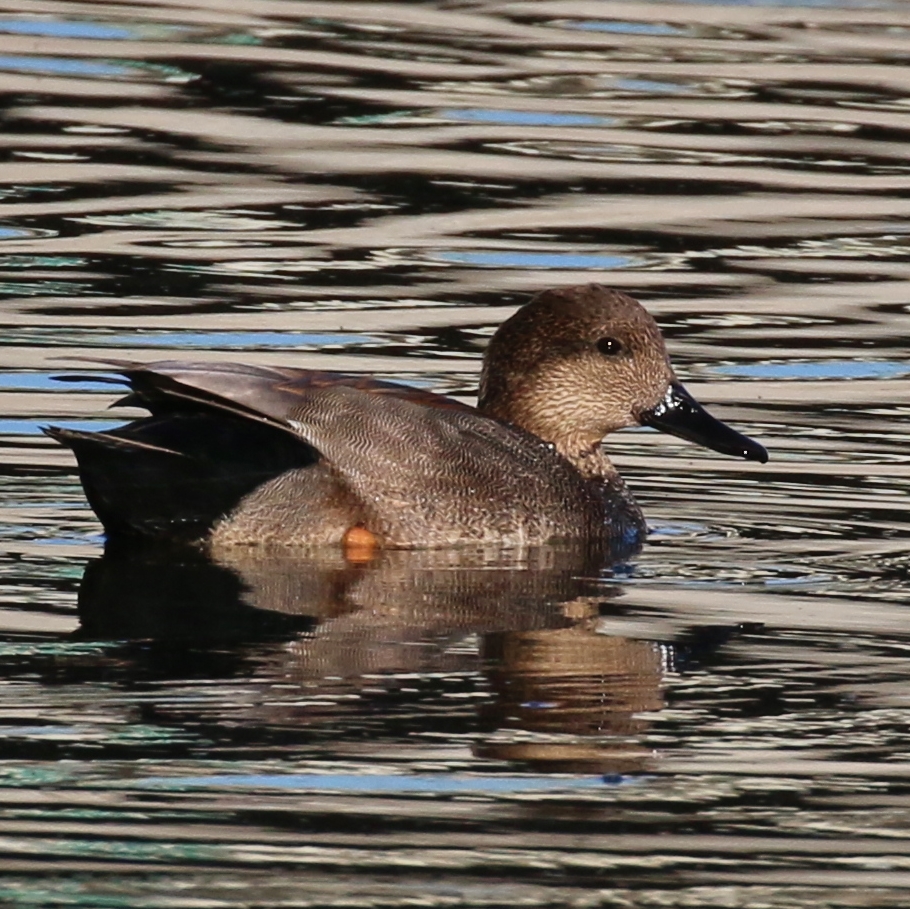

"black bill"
[638,381,768,463]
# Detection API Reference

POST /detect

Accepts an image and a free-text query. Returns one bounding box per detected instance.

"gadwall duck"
[46,285,767,549]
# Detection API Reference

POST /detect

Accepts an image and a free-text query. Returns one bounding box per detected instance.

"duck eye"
[596,337,624,356]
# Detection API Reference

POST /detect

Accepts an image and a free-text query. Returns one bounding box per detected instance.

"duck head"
[478,284,767,465]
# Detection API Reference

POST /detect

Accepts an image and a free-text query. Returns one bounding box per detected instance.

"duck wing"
[273,383,608,546]
[45,361,481,543]
[107,359,474,422]
[48,361,606,546]
[45,361,329,540]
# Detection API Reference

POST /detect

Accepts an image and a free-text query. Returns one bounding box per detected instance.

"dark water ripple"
[2,0,910,906]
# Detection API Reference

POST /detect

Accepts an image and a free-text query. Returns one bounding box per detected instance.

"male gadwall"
[46,285,767,549]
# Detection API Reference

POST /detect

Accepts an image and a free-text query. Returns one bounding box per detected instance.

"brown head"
[478,284,767,465]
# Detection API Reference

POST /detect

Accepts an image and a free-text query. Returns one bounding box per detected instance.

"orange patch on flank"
[342,524,380,562]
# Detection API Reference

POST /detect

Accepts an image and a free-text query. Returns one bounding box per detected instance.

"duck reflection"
[76,540,673,773]
[478,623,665,773]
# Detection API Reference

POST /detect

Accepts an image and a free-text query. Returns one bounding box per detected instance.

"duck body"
[46,285,766,549]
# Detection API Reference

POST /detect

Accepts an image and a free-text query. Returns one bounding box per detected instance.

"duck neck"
[482,402,617,483]
[554,438,617,481]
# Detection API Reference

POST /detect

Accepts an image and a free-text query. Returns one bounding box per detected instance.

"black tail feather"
[45,413,314,541]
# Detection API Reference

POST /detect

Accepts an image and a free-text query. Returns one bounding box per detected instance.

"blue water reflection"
[108,331,377,349]
[717,360,909,380]
[0,19,136,40]
[141,773,635,793]
[441,109,615,127]
[566,21,684,36]
[0,419,120,435]
[0,55,132,78]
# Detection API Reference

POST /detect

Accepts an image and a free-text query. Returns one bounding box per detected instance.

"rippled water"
[3,0,910,906]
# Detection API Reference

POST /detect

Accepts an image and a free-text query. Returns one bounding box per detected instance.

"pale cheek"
[559,392,635,437]
[527,361,644,435]
[591,377,641,425]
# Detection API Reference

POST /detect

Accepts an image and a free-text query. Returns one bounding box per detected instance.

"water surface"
[2,0,910,906]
